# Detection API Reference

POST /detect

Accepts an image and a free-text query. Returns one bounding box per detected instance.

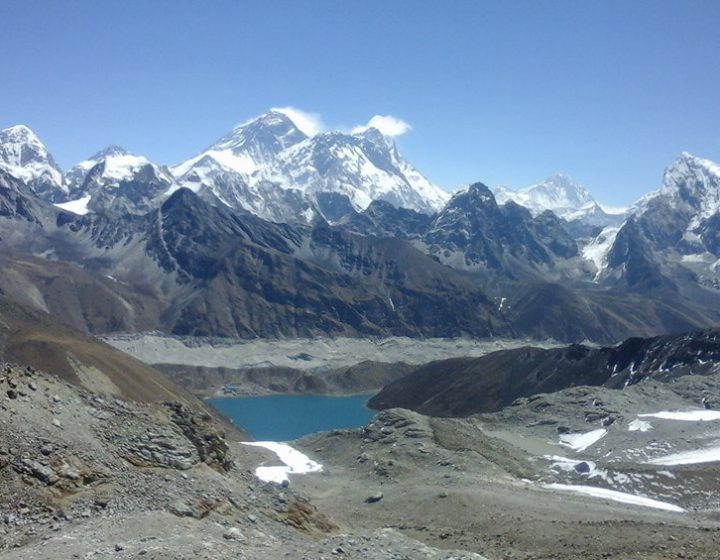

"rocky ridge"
[369,327,720,417]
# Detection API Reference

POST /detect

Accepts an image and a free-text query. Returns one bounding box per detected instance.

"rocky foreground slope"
[3,361,720,560]
[0,362,481,559]
[297,377,720,559]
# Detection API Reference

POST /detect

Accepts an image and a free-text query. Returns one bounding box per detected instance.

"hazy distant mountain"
[494,172,627,228]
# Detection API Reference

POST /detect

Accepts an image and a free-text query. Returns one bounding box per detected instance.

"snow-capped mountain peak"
[1,124,45,149]
[210,110,307,154]
[66,147,170,192]
[352,126,393,148]
[60,146,175,216]
[656,152,720,233]
[494,172,594,217]
[494,172,626,228]
[531,172,594,208]
[584,152,720,286]
[661,152,720,199]
[170,109,450,223]
[0,124,67,200]
[170,110,307,185]
[89,145,130,160]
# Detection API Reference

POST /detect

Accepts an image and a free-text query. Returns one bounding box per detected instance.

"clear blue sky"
[2,0,719,205]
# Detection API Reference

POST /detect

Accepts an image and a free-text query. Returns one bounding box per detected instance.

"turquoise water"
[206,394,376,441]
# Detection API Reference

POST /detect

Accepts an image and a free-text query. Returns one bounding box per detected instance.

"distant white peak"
[0,124,53,158]
[660,152,720,200]
[663,152,720,188]
[102,153,156,180]
[658,152,720,226]
[0,124,65,191]
[0,124,44,145]
[75,149,160,184]
[89,145,130,160]
[230,110,298,135]
[528,172,594,206]
[202,110,308,160]
[269,107,324,137]
[494,173,598,218]
[352,126,395,149]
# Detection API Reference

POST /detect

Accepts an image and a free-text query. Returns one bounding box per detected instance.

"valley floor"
[104,334,560,397]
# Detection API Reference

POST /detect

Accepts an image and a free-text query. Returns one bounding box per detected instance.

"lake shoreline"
[206,393,377,441]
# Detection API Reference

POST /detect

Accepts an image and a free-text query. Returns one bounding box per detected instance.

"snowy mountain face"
[171,111,449,224]
[61,146,176,216]
[494,173,626,228]
[590,153,720,290]
[0,125,67,202]
[1,115,448,224]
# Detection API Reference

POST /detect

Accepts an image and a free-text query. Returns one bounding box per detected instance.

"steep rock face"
[638,153,720,254]
[150,191,506,338]
[171,111,449,224]
[598,153,720,292]
[336,198,434,240]
[2,127,720,344]
[369,327,720,417]
[604,217,673,291]
[0,169,72,251]
[47,188,508,338]
[4,183,707,344]
[424,183,579,276]
[0,125,67,202]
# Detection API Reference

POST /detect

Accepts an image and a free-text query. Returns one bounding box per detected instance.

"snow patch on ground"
[638,410,720,422]
[54,195,92,215]
[647,446,720,466]
[559,429,607,452]
[628,419,653,432]
[543,483,684,512]
[241,441,322,484]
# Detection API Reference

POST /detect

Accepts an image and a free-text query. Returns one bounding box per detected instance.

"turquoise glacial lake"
[206,394,376,441]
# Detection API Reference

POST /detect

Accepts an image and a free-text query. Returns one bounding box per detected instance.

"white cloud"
[271,106,325,137]
[352,114,412,137]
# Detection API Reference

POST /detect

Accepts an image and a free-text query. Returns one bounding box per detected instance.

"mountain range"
[1,113,719,343]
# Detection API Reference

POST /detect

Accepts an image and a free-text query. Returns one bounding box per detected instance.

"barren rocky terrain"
[4,351,720,559]
[295,378,720,559]
[0,361,484,559]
